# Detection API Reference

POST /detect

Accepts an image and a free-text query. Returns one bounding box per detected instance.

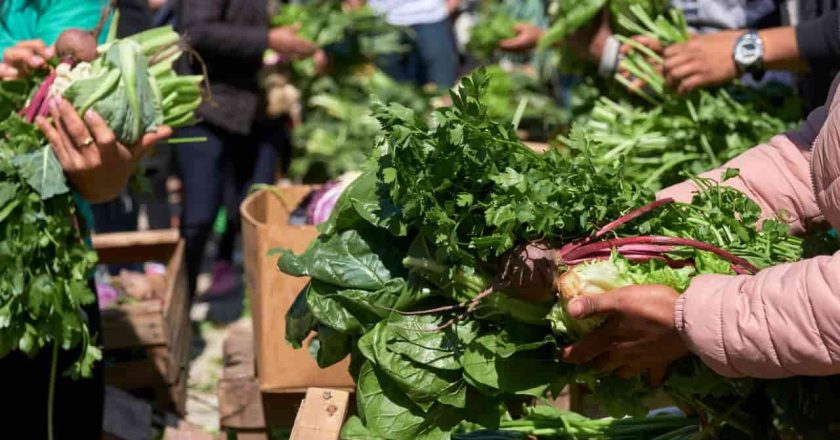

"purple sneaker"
[202,261,239,299]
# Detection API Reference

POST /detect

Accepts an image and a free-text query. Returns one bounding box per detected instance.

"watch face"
[735,34,763,66]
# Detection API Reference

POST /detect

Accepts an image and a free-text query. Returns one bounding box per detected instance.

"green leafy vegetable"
[0,24,202,379]
[276,70,823,438]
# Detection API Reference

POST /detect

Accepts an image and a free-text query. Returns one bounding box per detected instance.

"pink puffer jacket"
[657,77,840,379]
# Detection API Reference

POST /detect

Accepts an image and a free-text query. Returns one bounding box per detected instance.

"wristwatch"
[733,31,765,80]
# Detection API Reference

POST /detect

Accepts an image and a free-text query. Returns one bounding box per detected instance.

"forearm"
[676,251,840,379]
[758,27,808,72]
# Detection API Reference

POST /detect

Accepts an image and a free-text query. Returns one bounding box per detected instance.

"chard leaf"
[461,333,567,398]
[285,288,316,349]
[387,315,478,371]
[11,146,69,199]
[356,361,460,440]
[360,320,465,410]
[341,416,385,439]
[306,279,406,334]
[279,227,405,290]
[310,324,352,368]
[64,40,163,146]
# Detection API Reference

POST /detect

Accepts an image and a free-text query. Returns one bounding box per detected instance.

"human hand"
[566,9,614,63]
[498,23,544,52]
[447,0,462,15]
[663,30,740,94]
[0,40,54,80]
[36,97,172,203]
[343,0,365,9]
[269,24,319,60]
[559,284,689,385]
[313,49,331,75]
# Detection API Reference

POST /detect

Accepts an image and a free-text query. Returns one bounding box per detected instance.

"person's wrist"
[732,30,765,79]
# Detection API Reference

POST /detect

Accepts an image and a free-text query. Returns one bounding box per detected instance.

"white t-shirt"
[368,0,449,26]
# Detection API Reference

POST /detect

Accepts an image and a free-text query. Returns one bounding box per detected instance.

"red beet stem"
[561,235,760,274]
[595,198,674,238]
[24,72,57,123]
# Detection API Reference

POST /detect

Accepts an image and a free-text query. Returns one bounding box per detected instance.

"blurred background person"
[176,0,319,299]
[368,0,461,88]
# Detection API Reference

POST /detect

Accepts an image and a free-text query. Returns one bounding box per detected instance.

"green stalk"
[614,74,660,105]
[620,56,664,97]
[511,97,528,130]
[616,35,664,64]
[116,43,143,141]
[47,341,58,440]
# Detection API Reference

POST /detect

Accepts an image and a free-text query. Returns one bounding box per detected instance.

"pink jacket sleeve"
[656,134,822,236]
[657,78,840,379]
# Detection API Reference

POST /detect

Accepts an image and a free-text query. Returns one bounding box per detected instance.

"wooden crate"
[240,186,354,392]
[219,322,350,439]
[93,230,191,414]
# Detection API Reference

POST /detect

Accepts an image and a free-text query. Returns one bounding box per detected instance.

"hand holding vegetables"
[662,30,740,94]
[0,40,54,80]
[560,284,689,381]
[497,23,544,53]
[268,24,319,60]
[35,97,171,203]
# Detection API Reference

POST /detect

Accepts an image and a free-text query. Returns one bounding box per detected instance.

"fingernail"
[48,97,58,110]
[31,55,43,65]
[567,298,583,317]
[85,110,95,122]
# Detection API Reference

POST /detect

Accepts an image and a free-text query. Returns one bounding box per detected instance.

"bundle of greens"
[481,65,568,139]
[453,405,699,439]
[290,67,432,181]
[573,7,798,190]
[271,0,405,79]
[540,0,668,49]
[0,22,202,380]
[277,71,831,439]
[466,2,516,61]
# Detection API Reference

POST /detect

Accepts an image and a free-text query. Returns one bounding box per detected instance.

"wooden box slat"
[94,230,190,414]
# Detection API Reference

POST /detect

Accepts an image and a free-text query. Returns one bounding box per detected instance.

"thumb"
[566,293,617,319]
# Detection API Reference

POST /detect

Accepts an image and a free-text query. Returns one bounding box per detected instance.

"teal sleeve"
[36,0,112,46]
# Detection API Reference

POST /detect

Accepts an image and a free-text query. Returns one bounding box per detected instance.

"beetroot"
[54,29,99,63]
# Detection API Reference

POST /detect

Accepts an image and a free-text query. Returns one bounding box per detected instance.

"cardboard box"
[240,186,354,393]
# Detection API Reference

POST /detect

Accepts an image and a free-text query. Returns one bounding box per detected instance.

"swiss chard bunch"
[277,71,817,439]
[0,23,203,379]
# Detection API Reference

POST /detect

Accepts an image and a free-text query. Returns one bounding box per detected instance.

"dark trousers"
[379,18,459,89]
[174,122,284,296]
[0,291,103,439]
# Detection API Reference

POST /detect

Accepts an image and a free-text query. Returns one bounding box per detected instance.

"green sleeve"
[36,0,112,46]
